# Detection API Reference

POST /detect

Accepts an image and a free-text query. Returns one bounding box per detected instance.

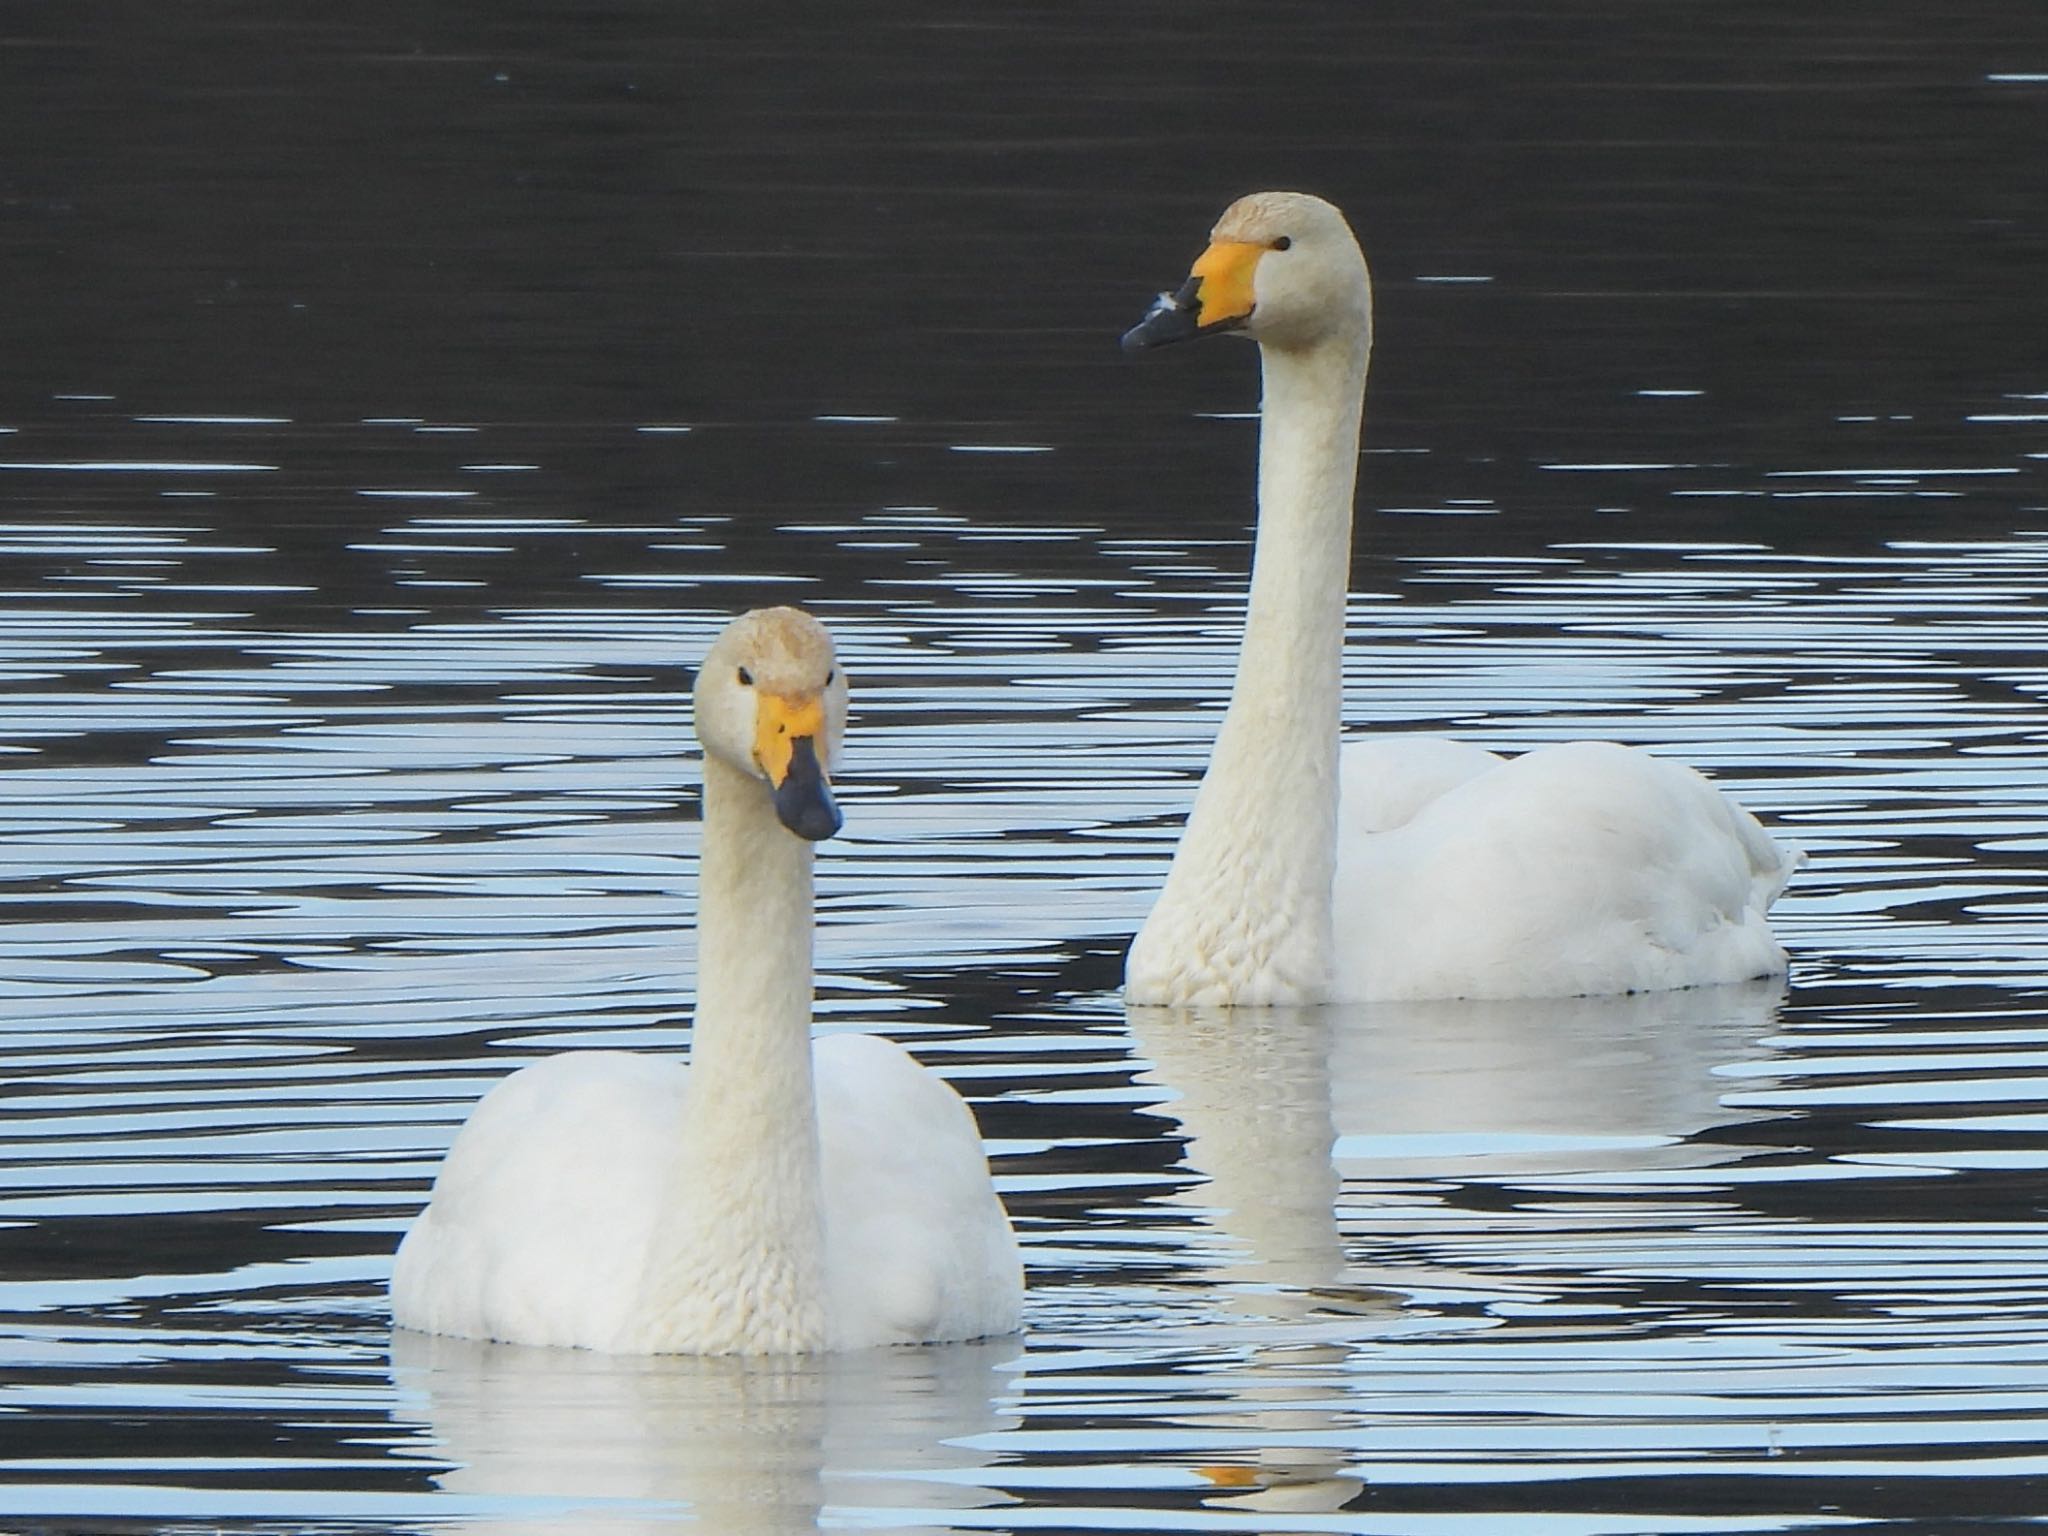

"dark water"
[3,5,2048,1533]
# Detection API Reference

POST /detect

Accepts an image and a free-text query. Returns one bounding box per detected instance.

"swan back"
[1335,735,1503,833]
[816,1033,1024,1348]
[392,1051,686,1350]
[1333,738,1797,1000]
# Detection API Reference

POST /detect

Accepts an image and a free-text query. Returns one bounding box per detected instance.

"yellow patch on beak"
[1189,240,1265,329]
[1194,1465,1261,1488]
[754,692,827,787]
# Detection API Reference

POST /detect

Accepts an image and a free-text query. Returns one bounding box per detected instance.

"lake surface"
[4,6,2048,1533]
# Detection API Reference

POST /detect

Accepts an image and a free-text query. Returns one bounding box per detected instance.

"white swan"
[1121,191,1798,1005]
[391,607,1023,1352]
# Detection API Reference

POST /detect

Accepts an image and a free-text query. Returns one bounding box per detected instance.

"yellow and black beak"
[1121,239,1265,353]
[754,692,841,842]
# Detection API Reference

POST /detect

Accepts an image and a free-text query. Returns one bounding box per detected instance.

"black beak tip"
[780,791,843,842]
[771,737,842,842]
[1122,278,1205,355]
[1120,322,1165,355]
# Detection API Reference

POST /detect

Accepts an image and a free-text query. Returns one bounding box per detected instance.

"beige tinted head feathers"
[692,607,848,841]
[1121,190,1372,355]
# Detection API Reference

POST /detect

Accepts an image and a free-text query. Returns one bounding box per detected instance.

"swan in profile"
[1121,191,1797,1005]
[391,607,1023,1352]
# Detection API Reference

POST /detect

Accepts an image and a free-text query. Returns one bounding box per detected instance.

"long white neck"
[640,755,828,1353]
[1127,328,1369,1006]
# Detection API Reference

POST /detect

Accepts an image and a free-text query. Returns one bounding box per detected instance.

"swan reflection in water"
[389,1330,1019,1535]
[1127,977,1790,1515]
[1327,977,1792,1181]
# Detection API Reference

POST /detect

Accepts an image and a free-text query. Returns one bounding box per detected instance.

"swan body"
[1122,192,1796,1005]
[391,1038,1019,1352]
[1333,737,1793,1000]
[392,608,1023,1352]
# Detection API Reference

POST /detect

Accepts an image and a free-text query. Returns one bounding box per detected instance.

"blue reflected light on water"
[3,394,2048,1531]
[5,4,2048,1528]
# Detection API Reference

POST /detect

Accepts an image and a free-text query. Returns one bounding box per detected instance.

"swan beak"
[1120,239,1263,352]
[756,693,842,842]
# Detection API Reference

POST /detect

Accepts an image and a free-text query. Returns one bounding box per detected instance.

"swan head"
[692,607,848,841]
[1121,191,1370,355]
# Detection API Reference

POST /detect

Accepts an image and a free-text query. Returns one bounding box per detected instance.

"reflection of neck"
[1134,1006,1343,1286]
[397,1330,1015,1533]
[677,1359,829,1534]
[640,754,827,1353]
[1132,331,1369,1003]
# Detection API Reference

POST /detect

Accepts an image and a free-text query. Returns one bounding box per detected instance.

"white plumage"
[1122,192,1797,1005]
[392,1038,1020,1351]
[391,608,1022,1352]
[1332,738,1795,1000]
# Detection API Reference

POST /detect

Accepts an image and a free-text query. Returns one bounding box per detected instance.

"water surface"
[3,6,2048,1533]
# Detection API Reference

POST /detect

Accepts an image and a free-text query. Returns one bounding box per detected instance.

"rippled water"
[6,6,2048,1535]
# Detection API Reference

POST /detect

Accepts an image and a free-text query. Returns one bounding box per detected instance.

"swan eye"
[1271,236,1292,252]
[737,667,754,686]
[825,668,836,686]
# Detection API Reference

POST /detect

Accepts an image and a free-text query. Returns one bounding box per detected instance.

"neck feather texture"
[639,754,828,1352]
[1127,331,1368,1005]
